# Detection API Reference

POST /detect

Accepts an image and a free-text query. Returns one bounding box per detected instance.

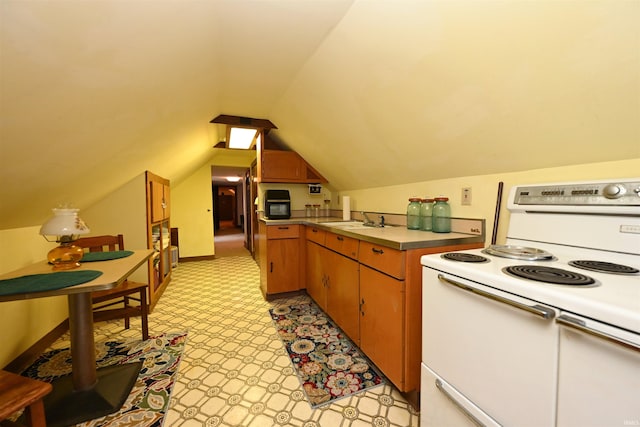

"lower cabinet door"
[326,250,360,345]
[359,264,404,388]
[266,238,299,294]
[305,241,327,310]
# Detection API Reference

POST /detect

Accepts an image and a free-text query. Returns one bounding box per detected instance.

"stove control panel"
[510,179,640,209]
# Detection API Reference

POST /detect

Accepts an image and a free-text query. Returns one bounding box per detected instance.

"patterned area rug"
[269,303,384,408]
[20,331,187,427]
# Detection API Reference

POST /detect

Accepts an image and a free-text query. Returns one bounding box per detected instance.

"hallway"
[215,220,250,258]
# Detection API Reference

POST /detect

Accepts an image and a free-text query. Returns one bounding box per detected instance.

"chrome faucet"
[361,212,385,227]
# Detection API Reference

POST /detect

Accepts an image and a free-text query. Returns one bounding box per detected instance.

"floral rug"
[269,303,384,408]
[20,331,187,427]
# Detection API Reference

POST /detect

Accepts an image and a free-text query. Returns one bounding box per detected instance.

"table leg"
[41,292,142,427]
[68,292,97,390]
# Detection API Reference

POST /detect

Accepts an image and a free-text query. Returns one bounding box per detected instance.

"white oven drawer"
[556,314,640,427]
[421,363,500,427]
[422,268,559,427]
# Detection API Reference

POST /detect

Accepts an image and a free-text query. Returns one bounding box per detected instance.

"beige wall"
[81,173,148,283]
[0,226,68,368]
[257,183,336,215]
[171,149,256,257]
[2,158,637,368]
[341,159,640,245]
[171,163,215,258]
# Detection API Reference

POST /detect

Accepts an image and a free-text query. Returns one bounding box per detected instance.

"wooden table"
[0,249,153,427]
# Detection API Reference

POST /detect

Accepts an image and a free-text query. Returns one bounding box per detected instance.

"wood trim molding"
[3,319,69,374]
[180,255,215,262]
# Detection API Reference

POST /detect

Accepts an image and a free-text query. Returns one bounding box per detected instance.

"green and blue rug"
[269,303,385,408]
[21,331,187,427]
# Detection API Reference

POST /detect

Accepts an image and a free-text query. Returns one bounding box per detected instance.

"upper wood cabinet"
[259,149,327,183]
[257,133,327,184]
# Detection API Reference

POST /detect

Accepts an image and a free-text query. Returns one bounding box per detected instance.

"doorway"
[211,166,251,257]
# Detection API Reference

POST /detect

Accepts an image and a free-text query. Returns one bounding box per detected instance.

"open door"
[250,160,259,259]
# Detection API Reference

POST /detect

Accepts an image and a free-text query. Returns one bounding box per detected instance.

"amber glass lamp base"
[48,243,84,270]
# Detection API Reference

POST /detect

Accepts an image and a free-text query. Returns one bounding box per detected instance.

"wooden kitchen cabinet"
[146,171,171,310]
[305,235,360,344]
[306,240,326,310]
[259,223,303,298]
[360,264,404,387]
[305,225,326,245]
[258,149,328,184]
[325,249,360,344]
[357,241,484,403]
[270,220,485,408]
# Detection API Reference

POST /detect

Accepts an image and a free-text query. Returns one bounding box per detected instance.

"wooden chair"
[74,234,149,340]
[0,370,52,427]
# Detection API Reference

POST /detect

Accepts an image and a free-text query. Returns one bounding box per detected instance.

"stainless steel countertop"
[260,217,485,250]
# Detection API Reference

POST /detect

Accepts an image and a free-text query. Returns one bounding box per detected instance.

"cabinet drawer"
[359,241,406,279]
[305,226,326,245]
[325,232,359,259]
[267,224,300,239]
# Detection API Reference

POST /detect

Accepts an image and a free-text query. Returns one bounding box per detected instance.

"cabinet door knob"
[372,248,384,254]
[337,236,344,241]
[270,262,273,273]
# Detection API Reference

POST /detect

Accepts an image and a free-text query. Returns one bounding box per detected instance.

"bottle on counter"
[407,197,422,230]
[323,199,331,217]
[313,204,320,217]
[432,196,451,233]
[305,204,312,217]
[420,198,434,231]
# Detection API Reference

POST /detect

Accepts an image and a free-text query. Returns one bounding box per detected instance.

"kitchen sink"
[319,221,365,227]
[319,221,391,230]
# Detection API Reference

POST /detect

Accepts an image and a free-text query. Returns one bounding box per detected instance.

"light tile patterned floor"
[52,255,420,426]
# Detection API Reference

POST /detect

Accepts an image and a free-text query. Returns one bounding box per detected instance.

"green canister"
[420,198,434,231]
[406,197,422,230]
[432,196,451,233]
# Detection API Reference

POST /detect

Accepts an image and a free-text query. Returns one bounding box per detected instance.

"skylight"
[228,127,258,149]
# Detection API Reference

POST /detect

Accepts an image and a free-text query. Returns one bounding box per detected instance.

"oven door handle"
[438,274,556,320]
[556,315,640,352]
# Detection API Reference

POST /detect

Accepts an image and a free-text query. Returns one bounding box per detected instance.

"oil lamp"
[39,208,90,270]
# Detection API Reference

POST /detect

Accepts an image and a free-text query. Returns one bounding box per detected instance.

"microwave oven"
[264,190,291,219]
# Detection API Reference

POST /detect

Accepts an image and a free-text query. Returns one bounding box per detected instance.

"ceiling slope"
[0,0,353,229]
[269,0,640,190]
[1,0,638,229]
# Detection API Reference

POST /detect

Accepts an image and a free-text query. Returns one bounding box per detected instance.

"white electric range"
[420,178,640,427]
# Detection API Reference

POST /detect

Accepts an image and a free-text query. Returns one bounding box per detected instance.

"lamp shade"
[40,208,90,238]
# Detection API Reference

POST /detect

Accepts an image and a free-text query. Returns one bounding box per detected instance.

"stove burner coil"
[503,265,596,286]
[568,260,639,275]
[441,253,489,263]
[482,245,555,261]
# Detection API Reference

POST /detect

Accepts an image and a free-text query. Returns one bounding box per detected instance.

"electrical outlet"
[462,187,472,205]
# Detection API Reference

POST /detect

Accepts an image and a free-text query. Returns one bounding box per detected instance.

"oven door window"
[269,203,289,217]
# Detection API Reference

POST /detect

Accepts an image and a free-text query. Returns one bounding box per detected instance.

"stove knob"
[603,183,626,199]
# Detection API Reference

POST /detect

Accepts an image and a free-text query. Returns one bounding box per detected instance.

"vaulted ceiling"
[1,0,638,229]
